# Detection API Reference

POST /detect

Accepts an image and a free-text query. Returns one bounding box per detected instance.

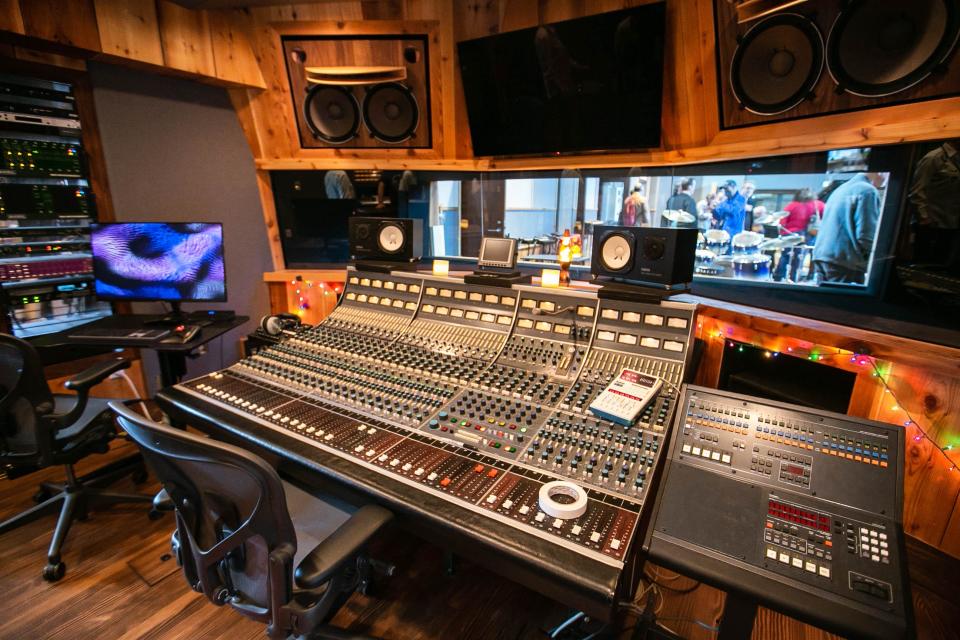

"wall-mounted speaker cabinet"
[716,0,960,129]
[283,35,432,149]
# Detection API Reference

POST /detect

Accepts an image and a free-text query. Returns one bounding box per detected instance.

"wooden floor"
[1,439,958,640]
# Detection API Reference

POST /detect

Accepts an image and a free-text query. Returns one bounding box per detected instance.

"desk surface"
[33,314,249,352]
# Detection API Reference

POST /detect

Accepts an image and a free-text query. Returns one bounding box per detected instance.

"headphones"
[259,313,301,336]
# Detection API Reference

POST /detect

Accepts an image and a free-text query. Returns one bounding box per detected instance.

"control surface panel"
[647,385,910,639]
[169,270,696,569]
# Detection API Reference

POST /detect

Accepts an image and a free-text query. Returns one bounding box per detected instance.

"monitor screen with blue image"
[90,222,226,302]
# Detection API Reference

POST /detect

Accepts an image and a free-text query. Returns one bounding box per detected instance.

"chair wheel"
[132,469,149,484]
[148,509,165,521]
[42,562,66,582]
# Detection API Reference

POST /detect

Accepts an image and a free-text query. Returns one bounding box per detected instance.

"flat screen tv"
[458,4,666,157]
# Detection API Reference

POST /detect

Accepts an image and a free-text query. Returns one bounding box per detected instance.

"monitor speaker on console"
[716,0,960,128]
[349,217,423,264]
[284,36,431,149]
[591,226,698,288]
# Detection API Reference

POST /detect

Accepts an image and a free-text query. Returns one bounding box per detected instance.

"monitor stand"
[143,302,191,327]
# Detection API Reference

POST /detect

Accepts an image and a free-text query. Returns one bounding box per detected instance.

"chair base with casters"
[122,400,396,640]
[0,334,159,582]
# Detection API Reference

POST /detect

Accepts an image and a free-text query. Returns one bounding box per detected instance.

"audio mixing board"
[646,386,911,639]
[158,268,697,615]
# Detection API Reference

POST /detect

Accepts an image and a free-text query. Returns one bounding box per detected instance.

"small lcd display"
[479,237,516,267]
[90,222,226,302]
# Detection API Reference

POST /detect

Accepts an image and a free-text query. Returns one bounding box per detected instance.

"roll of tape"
[538,480,588,520]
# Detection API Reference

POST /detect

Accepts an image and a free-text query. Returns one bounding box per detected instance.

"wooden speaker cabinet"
[283,35,432,149]
[715,0,960,129]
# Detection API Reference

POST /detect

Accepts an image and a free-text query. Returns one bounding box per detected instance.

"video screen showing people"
[652,163,890,289]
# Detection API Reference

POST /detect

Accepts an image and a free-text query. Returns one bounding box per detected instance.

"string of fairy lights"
[704,324,959,473]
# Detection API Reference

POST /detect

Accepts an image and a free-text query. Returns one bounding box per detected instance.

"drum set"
[694,211,816,284]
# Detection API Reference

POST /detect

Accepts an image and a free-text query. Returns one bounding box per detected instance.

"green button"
[507,446,516,453]
[493,442,501,448]
[460,420,467,426]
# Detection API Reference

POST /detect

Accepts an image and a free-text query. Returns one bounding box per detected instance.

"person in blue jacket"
[711,179,746,248]
[812,172,884,285]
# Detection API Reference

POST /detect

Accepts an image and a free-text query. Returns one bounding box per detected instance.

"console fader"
[167,269,696,573]
[647,386,910,639]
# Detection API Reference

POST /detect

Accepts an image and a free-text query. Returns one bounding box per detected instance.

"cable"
[114,368,150,417]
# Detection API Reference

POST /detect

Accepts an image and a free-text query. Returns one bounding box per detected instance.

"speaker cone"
[827,0,960,97]
[303,85,361,144]
[363,83,419,143]
[378,223,405,254]
[599,232,634,273]
[730,13,824,115]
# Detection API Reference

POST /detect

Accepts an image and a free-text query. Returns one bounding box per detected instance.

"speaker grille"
[378,222,406,254]
[827,0,960,97]
[730,13,824,115]
[363,83,419,143]
[599,232,634,273]
[303,85,361,144]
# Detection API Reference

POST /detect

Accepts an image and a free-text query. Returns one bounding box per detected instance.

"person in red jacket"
[782,188,824,239]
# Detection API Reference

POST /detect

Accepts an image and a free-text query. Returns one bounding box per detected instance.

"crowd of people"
[618,173,886,285]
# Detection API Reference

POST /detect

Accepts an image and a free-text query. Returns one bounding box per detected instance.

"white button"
[324,434,334,441]
[870,531,878,538]
[389,458,399,466]
[486,495,498,504]
[503,500,513,509]
[519,505,530,515]
[365,449,375,457]
[870,545,878,553]
[692,447,702,455]
[711,451,721,461]
[766,548,777,560]
[553,519,563,529]
[881,549,889,557]
[805,561,817,573]
[871,554,880,562]
[535,512,546,522]
[304,426,313,433]
[610,539,621,550]
[289,419,298,426]
[879,532,888,541]
[860,527,869,534]
[880,541,889,549]
[791,557,803,568]
[590,532,602,543]
[402,463,412,471]
[572,525,582,536]
[721,454,731,464]
[427,472,438,481]
[819,566,831,578]
[682,444,692,453]
[378,455,388,462]
[414,468,424,476]
[701,448,711,458]
[281,417,290,423]
[778,552,790,564]
[354,445,364,452]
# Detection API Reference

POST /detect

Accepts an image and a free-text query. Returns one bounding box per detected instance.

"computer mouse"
[160,324,201,344]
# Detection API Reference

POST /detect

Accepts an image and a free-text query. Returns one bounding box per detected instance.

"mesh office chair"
[111,401,395,640]
[0,333,154,581]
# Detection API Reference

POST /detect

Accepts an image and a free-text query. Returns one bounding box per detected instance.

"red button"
[440,477,451,487]
[486,469,498,478]
[474,464,484,473]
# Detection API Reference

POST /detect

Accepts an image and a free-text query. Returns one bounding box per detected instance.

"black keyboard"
[67,327,169,342]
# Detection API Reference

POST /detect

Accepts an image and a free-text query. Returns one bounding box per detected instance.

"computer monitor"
[90,222,226,304]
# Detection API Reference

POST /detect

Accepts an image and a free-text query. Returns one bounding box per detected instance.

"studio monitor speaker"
[591,226,698,287]
[284,35,432,149]
[349,217,423,263]
[716,0,960,128]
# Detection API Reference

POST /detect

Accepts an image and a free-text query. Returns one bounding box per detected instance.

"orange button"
[474,464,485,473]
[825,539,832,548]
[486,469,498,478]
[766,521,773,529]
[440,477,451,487]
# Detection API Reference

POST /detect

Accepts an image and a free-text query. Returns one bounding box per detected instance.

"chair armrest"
[153,488,175,512]
[65,357,130,392]
[294,504,393,590]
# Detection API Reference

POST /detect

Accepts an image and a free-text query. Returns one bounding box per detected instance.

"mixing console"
[647,386,910,639]
[166,269,697,570]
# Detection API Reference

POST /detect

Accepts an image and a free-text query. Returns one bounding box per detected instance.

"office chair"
[111,401,395,640]
[0,333,154,581]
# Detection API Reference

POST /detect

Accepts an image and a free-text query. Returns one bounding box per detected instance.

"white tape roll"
[538,480,588,520]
